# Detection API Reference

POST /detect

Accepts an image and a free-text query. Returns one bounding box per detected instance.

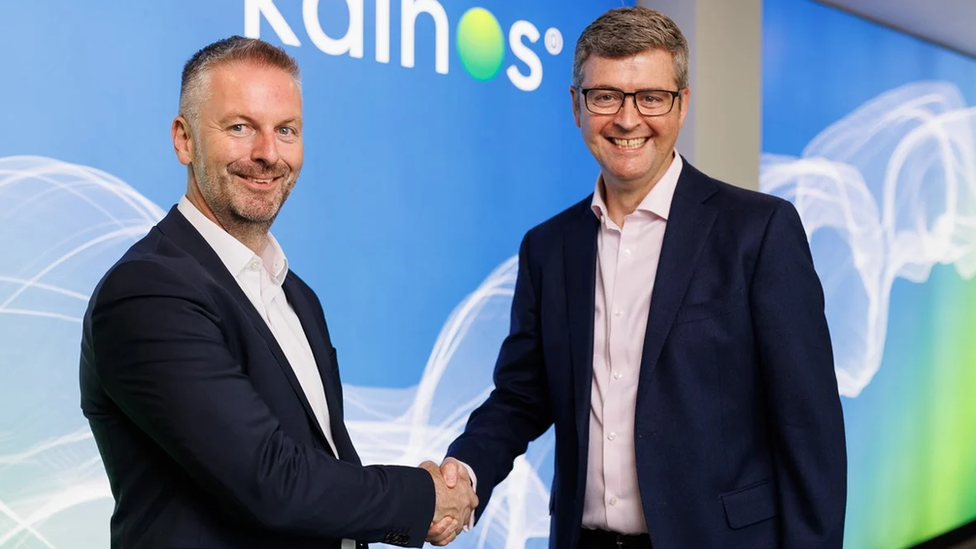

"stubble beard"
[191,144,295,243]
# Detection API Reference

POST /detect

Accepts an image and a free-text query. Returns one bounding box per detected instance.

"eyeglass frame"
[577,87,684,117]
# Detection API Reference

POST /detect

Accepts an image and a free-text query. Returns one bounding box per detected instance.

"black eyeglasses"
[579,87,682,116]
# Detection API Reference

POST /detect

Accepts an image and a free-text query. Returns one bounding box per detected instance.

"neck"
[220,217,270,256]
[602,182,649,228]
[185,184,270,256]
[601,151,674,227]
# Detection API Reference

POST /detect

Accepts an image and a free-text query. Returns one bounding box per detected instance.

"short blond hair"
[179,36,300,129]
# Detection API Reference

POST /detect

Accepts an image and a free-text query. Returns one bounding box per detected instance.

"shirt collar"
[591,150,684,222]
[177,196,289,286]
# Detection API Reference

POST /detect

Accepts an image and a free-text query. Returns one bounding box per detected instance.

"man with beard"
[79,37,476,549]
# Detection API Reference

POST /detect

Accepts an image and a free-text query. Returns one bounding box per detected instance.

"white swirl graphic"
[0,155,551,548]
[761,81,976,397]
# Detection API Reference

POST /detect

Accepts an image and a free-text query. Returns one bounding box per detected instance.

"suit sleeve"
[749,201,848,548]
[88,260,434,546]
[447,231,554,519]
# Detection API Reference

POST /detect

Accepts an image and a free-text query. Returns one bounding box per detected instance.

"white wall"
[639,0,761,189]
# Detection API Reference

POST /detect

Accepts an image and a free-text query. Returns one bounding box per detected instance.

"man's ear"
[172,115,194,166]
[570,86,582,128]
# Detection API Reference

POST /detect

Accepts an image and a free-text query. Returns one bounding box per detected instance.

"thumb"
[441,459,459,488]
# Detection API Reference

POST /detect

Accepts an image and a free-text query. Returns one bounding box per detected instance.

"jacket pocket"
[720,479,777,529]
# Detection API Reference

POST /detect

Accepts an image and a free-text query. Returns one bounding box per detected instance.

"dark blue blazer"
[448,161,847,549]
[80,208,434,549]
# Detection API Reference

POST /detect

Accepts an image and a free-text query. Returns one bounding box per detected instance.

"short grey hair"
[179,36,300,129]
[572,7,689,90]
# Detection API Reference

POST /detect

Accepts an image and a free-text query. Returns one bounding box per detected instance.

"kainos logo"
[245,0,564,91]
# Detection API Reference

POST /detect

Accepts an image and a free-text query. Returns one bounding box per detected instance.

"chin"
[608,168,653,183]
[233,203,281,224]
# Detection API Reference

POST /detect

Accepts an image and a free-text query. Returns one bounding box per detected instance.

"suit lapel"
[636,165,718,403]
[283,277,360,464]
[564,202,599,440]
[156,208,334,455]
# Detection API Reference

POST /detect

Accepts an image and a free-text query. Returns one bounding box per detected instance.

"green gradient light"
[842,270,976,549]
[456,8,505,81]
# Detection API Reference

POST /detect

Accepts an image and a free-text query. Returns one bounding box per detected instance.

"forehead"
[581,49,677,89]
[201,61,302,119]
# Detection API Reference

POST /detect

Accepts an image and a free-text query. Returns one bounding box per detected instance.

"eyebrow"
[220,114,303,127]
[279,117,303,128]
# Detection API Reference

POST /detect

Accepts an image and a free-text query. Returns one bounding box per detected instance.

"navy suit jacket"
[448,161,847,549]
[80,208,434,549]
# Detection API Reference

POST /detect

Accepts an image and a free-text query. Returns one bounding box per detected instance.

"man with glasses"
[438,7,847,549]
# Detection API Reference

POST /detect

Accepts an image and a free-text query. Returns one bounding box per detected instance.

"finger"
[426,522,447,541]
[427,516,453,538]
[455,461,470,483]
[434,530,458,547]
[438,516,457,532]
[440,532,457,546]
[463,492,478,529]
[427,518,458,544]
[462,485,479,509]
[441,460,459,488]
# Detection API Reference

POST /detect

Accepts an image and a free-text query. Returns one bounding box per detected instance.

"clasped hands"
[420,458,478,546]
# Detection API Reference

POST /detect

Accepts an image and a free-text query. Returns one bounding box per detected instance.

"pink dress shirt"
[582,152,683,534]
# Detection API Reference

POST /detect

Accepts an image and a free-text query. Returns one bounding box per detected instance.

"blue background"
[763,1,976,547]
[0,2,627,547]
[0,0,621,388]
[763,0,976,157]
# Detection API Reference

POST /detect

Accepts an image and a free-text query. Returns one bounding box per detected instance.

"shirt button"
[613,371,622,380]
[609,497,618,506]
[608,432,616,441]
[623,249,632,258]
[614,309,622,318]
[249,260,261,270]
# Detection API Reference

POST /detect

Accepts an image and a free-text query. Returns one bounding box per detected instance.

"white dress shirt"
[462,153,683,537]
[178,197,354,549]
[582,151,683,534]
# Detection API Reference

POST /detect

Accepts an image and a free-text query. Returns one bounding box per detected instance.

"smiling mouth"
[608,137,648,149]
[236,174,282,186]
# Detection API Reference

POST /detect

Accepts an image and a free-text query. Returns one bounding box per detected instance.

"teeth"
[611,137,647,149]
[245,177,274,184]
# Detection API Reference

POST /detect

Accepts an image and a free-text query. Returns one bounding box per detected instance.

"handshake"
[420,458,479,546]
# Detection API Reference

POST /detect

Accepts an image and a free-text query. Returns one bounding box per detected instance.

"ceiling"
[817,0,976,59]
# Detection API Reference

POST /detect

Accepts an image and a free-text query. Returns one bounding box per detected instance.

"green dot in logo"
[456,7,505,81]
